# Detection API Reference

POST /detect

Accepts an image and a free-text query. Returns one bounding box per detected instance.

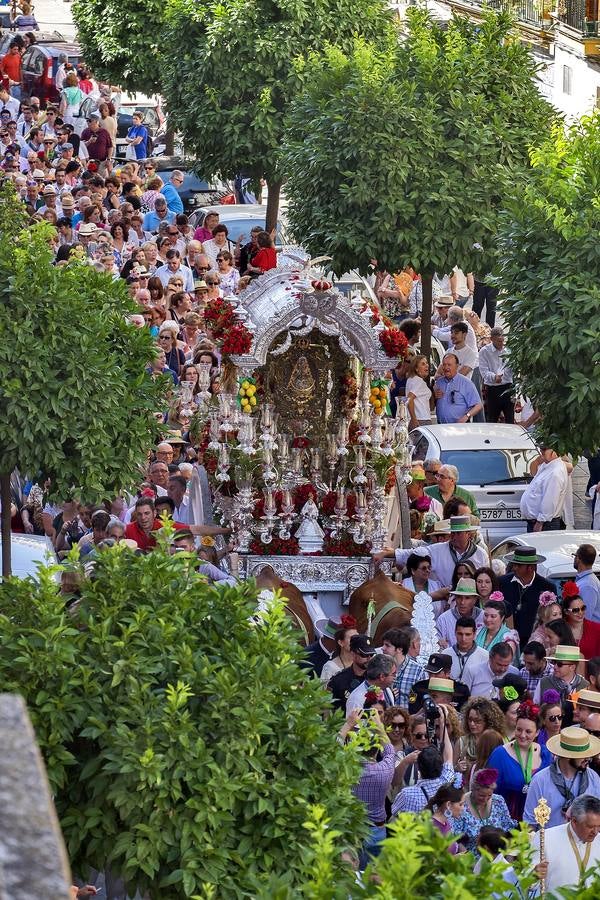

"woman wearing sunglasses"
[537,692,563,748]
[383,706,411,799]
[561,581,600,660]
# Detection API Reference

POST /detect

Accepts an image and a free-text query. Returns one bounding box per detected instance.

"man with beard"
[328,635,376,715]
[524,724,600,829]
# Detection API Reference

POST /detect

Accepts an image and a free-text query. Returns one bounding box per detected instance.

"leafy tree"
[161,0,395,231]
[497,113,600,455]
[0,184,165,575]
[0,542,365,897]
[282,9,556,354]
[72,0,166,94]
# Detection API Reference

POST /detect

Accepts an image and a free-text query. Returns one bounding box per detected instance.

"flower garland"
[379,327,409,359]
[222,323,253,356]
[249,535,300,556]
[323,533,371,557]
[203,297,237,340]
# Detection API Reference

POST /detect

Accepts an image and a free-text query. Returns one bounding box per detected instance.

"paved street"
[34,0,75,38]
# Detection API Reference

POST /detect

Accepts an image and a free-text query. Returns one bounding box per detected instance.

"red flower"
[249,536,300,556]
[293,483,317,512]
[222,323,253,356]
[379,327,409,359]
[562,581,580,600]
[291,436,311,449]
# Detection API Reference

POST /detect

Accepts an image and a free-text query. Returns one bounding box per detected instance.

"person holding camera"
[391,704,455,815]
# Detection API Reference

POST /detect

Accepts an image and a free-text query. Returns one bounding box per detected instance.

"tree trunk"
[420,272,433,361]
[164,126,175,157]
[1,473,12,578]
[265,180,281,235]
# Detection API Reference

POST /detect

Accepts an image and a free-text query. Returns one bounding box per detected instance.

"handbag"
[125,141,137,160]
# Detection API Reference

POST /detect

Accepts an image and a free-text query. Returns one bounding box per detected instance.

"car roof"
[199,204,267,219]
[494,531,600,577]
[415,423,538,451]
[0,533,56,579]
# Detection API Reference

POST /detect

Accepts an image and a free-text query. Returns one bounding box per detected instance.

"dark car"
[150,157,231,212]
[21,37,81,105]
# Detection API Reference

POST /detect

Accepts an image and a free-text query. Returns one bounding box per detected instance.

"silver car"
[409,423,540,543]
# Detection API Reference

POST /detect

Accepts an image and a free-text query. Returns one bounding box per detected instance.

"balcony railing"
[558,0,600,34]
[446,0,548,30]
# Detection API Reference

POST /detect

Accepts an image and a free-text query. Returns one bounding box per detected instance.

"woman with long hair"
[320,616,358,683]
[455,698,505,782]
[147,275,165,307]
[405,353,432,429]
[470,729,505,787]
[561,581,600,659]
[529,591,562,648]
[537,692,563,748]
[474,566,499,603]
[487,701,552,820]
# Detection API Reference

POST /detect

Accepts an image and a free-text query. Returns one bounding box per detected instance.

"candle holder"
[278,489,296,539]
[197,362,212,408]
[230,466,255,553]
[236,413,257,456]
[260,487,278,543]
[330,485,348,539]
[207,410,222,451]
[215,443,231,483]
[350,489,368,544]
[218,393,236,433]
[262,447,278,485]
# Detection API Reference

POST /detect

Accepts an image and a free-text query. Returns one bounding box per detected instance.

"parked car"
[491,531,600,592]
[0,533,56,579]
[190,204,289,244]
[113,92,165,159]
[409,423,540,543]
[20,36,81,105]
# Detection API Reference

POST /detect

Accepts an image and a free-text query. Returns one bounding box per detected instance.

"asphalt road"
[34,0,75,39]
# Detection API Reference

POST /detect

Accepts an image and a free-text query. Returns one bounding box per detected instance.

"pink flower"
[539,590,557,607]
[489,591,504,602]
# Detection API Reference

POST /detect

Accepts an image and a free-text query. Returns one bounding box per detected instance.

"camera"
[422,693,440,721]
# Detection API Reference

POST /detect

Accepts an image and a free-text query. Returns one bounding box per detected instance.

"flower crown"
[340,614,357,629]
[539,590,558,607]
[561,581,580,601]
[517,699,540,721]
[541,689,561,705]
[501,686,519,701]
[489,591,504,603]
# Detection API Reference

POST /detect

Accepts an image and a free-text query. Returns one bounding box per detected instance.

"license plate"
[480,508,522,521]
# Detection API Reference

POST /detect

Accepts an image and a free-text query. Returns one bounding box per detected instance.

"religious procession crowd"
[5,43,600,899]
[302,470,600,889]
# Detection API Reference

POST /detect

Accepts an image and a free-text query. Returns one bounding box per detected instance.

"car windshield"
[440,448,538,486]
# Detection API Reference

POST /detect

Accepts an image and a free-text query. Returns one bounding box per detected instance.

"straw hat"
[428,676,454,694]
[449,515,473,533]
[574,689,600,711]
[545,645,587,663]
[433,519,450,535]
[449,577,478,597]
[546,725,600,759]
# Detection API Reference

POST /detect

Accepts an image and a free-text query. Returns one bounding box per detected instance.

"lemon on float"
[241,380,250,390]
[247,385,256,396]
[239,388,247,397]
[249,395,257,406]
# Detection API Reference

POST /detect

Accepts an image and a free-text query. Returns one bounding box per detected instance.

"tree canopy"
[0,184,165,573]
[497,113,600,456]
[161,0,395,228]
[282,9,556,349]
[72,0,166,94]
[0,543,365,897]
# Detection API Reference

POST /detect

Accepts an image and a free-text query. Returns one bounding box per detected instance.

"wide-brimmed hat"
[194,279,209,290]
[434,295,453,308]
[410,467,426,482]
[546,725,600,759]
[450,515,473,533]
[433,519,450,534]
[428,676,454,694]
[546,645,587,663]
[504,545,546,564]
[166,429,186,445]
[450,577,478,597]
[316,617,342,639]
[574,689,600,711]
[78,223,98,235]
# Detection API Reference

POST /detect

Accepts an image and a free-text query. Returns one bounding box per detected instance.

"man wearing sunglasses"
[433,353,482,424]
[524,722,600,829]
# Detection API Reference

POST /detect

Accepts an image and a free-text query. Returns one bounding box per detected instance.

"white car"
[410,423,540,543]
[491,531,600,591]
[0,533,56,579]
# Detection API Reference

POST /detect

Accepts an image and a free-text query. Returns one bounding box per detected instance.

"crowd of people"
[299,499,600,885]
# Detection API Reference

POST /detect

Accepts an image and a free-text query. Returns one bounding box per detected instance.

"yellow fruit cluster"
[369,384,387,413]
[239,379,257,413]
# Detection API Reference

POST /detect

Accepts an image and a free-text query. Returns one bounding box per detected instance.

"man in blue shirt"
[574,543,600,623]
[434,353,483,424]
[142,196,175,233]
[161,170,184,214]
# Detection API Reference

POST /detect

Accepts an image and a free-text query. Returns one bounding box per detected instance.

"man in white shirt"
[575,544,600,624]
[379,515,489,589]
[346,653,397,713]
[440,323,478,380]
[154,248,195,293]
[478,326,514,423]
[467,643,520,698]
[531,795,600,893]
[520,446,569,532]
[436,577,484,647]
[168,474,190,525]
[433,305,478,351]
[446,617,489,692]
